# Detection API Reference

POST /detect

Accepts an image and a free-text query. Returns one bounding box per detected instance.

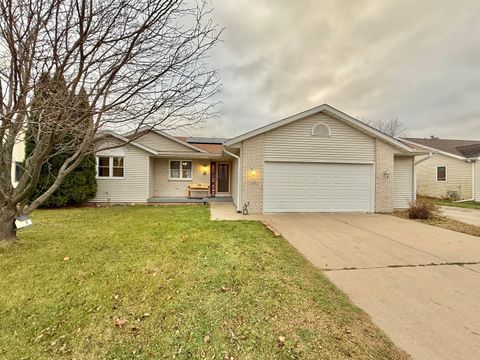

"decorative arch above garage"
[311,122,331,137]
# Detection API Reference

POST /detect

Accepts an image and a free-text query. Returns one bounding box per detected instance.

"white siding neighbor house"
[11,130,26,187]
[92,104,423,214]
[403,138,480,201]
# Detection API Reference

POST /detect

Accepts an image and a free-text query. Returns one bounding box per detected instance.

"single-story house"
[92,104,425,214]
[403,138,480,201]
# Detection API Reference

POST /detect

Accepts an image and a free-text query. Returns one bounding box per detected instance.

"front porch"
[149,156,237,201]
[148,196,233,204]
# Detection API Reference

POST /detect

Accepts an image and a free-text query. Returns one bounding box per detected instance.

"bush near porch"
[0,206,407,359]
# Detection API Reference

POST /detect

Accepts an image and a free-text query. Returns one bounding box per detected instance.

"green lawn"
[0,206,407,359]
[435,199,480,210]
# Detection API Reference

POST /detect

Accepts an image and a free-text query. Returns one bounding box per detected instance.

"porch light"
[202,165,209,175]
[250,167,257,177]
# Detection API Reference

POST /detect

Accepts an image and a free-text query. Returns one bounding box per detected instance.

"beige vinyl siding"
[148,157,155,198]
[415,153,473,199]
[394,156,414,209]
[135,132,196,152]
[264,113,375,163]
[231,158,238,206]
[154,159,211,197]
[91,143,150,203]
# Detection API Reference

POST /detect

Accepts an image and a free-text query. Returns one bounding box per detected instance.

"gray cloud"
[191,0,480,140]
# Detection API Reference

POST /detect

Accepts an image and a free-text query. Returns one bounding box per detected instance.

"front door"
[217,163,230,193]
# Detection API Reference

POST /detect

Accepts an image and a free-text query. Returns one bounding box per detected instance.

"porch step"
[148,197,232,204]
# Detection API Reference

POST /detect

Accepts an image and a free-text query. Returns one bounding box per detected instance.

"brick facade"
[374,139,395,213]
[241,134,264,214]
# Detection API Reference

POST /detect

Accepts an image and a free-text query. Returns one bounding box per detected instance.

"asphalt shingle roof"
[185,137,226,144]
[404,138,480,158]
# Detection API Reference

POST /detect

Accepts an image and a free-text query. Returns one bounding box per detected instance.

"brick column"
[241,134,264,214]
[375,139,395,213]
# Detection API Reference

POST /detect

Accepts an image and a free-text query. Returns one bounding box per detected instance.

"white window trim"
[169,160,193,181]
[436,165,447,182]
[96,156,125,179]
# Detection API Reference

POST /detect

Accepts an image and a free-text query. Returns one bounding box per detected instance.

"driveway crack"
[322,261,480,272]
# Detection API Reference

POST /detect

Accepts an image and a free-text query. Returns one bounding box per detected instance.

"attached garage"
[224,104,423,214]
[264,162,374,213]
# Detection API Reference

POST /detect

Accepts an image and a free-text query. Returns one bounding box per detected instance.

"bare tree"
[364,118,407,138]
[0,0,220,241]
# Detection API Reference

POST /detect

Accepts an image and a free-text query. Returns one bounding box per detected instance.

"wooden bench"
[188,183,210,199]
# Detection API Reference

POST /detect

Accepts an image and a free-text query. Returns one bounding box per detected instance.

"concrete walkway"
[210,202,247,220]
[211,205,480,360]
[441,206,480,227]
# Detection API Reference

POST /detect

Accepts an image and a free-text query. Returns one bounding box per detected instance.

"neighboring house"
[403,138,480,201]
[92,104,423,214]
[11,130,25,187]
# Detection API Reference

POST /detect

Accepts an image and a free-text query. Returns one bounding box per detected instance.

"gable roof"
[225,104,417,153]
[403,138,480,159]
[95,131,159,155]
[124,128,208,153]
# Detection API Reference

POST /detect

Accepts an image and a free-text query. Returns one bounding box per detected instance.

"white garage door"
[264,162,373,213]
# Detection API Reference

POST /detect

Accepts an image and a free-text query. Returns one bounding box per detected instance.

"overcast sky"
[189,0,480,140]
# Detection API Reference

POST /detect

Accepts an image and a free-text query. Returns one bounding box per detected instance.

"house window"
[98,157,110,177]
[170,160,192,180]
[112,157,124,177]
[436,166,447,182]
[97,156,124,178]
[14,162,24,182]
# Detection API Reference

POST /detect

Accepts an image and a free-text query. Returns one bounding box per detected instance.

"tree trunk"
[0,206,17,242]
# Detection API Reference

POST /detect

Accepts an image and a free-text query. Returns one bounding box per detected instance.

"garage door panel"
[264,162,373,213]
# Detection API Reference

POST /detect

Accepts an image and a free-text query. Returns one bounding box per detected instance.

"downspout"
[473,161,476,202]
[413,152,433,203]
[476,158,479,201]
[476,158,479,202]
[223,147,242,213]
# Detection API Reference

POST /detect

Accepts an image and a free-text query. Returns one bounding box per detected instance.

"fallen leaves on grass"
[114,318,126,328]
[395,211,480,237]
[131,324,139,337]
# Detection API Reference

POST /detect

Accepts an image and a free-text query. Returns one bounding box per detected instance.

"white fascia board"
[225,104,416,153]
[153,152,223,159]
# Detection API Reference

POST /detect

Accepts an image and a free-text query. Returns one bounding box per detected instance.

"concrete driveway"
[257,213,480,360]
[441,206,480,227]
